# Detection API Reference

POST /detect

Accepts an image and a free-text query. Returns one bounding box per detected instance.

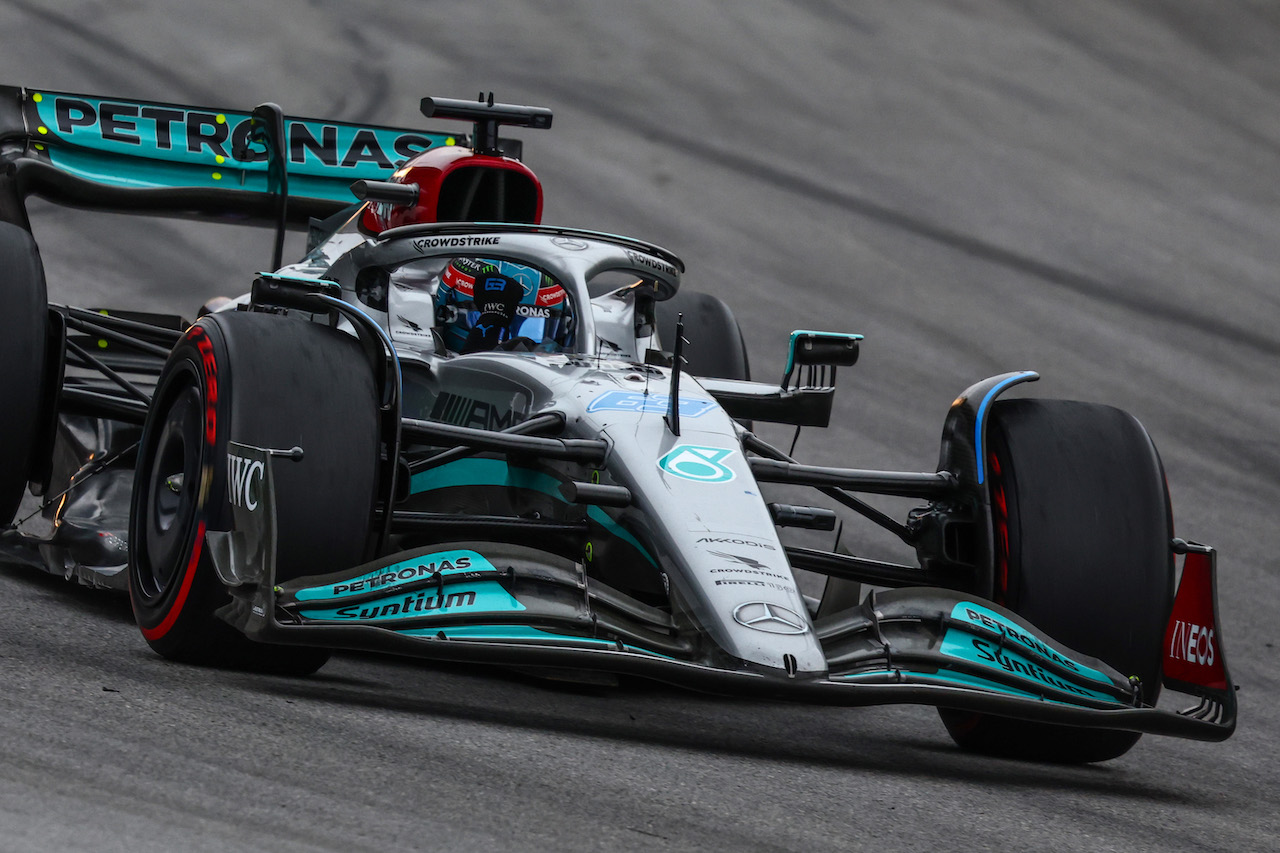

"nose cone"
[583,400,826,674]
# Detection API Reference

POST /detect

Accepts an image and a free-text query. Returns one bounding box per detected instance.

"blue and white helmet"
[433,257,575,354]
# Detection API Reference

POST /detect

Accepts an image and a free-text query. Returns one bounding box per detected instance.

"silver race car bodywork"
[0,86,1236,761]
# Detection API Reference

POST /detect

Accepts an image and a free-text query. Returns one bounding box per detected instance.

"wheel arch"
[935,370,1039,598]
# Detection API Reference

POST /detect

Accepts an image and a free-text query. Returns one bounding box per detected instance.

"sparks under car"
[0,86,1235,763]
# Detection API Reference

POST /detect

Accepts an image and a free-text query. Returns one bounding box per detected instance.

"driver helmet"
[434,257,575,354]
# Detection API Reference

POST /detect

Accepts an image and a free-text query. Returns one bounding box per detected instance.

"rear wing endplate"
[0,85,458,227]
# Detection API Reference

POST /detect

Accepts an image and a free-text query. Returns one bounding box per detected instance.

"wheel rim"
[136,368,205,602]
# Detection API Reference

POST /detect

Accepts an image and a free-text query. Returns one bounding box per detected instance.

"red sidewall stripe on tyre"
[139,519,205,641]
[988,450,1010,605]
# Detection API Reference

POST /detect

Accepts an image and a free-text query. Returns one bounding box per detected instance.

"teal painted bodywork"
[410,458,657,568]
[24,89,454,204]
[294,548,525,622]
[940,601,1115,702]
[294,549,490,602]
[299,579,524,622]
[839,669,1092,705]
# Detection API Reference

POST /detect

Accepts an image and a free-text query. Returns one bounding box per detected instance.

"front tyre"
[939,399,1175,763]
[129,313,379,674]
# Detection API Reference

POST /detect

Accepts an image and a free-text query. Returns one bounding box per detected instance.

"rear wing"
[0,85,458,228]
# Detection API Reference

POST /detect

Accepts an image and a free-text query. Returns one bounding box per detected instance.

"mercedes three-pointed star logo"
[732,601,808,635]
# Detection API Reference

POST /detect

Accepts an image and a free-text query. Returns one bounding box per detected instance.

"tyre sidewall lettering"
[130,322,224,636]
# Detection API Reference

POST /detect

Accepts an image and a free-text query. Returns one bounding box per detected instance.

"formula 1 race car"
[0,86,1236,763]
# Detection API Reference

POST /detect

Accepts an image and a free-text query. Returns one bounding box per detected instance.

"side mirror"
[782,330,862,388]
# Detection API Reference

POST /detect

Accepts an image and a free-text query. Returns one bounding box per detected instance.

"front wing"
[213,444,1235,743]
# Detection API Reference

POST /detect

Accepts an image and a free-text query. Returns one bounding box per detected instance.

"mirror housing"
[782,330,862,388]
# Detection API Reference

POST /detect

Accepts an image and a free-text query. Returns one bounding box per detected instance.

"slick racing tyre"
[939,399,1175,763]
[129,312,380,674]
[656,289,751,381]
[0,223,48,525]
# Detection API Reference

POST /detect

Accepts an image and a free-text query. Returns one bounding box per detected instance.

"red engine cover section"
[360,145,543,233]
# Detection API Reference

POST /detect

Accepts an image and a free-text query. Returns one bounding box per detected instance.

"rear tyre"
[128,312,380,674]
[656,289,750,381]
[0,223,48,524]
[939,399,1174,762]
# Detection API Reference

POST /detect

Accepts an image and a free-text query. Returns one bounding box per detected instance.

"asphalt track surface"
[2,2,1278,851]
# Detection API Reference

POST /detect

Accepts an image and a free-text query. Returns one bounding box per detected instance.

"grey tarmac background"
[1,1,1278,851]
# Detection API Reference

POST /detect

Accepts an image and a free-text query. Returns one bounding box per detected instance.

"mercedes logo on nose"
[732,601,808,635]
